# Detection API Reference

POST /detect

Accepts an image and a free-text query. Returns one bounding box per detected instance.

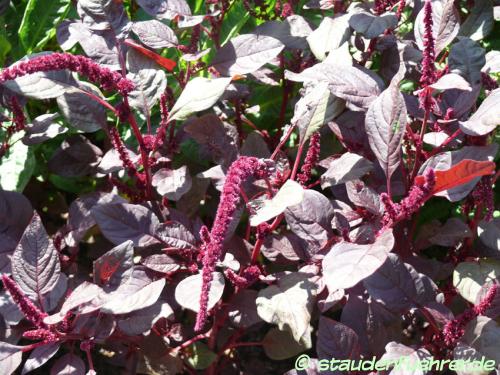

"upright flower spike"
[297,132,321,186]
[420,0,436,88]
[0,53,134,96]
[194,156,272,332]
[1,275,48,329]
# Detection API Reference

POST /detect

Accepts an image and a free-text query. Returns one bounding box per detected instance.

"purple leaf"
[135,0,191,20]
[66,192,126,246]
[212,34,285,76]
[253,15,312,50]
[286,62,385,110]
[126,48,167,113]
[184,114,239,166]
[449,38,486,85]
[284,190,335,253]
[56,82,106,133]
[132,20,178,49]
[12,213,61,299]
[345,179,383,215]
[321,153,374,188]
[156,221,196,249]
[0,189,33,270]
[142,254,180,273]
[459,87,500,136]
[22,114,66,146]
[92,203,160,247]
[322,229,394,292]
[48,135,103,177]
[478,217,500,251]
[261,232,307,263]
[50,353,85,375]
[363,253,438,313]
[0,342,23,375]
[365,80,407,180]
[459,0,494,41]
[101,267,166,315]
[22,343,60,375]
[152,166,192,201]
[349,11,398,39]
[93,240,134,290]
[317,316,359,362]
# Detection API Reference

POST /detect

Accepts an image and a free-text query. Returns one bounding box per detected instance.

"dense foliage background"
[0,0,499,374]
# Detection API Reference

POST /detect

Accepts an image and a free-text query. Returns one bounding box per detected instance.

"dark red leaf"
[416,159,495,194]
[124,39,176,71]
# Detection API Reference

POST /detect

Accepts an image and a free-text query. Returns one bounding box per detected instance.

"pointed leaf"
[12,213,61,298]
[459,88,500,136]
[93,240,134,290]
[365,82,407,179]
[132,20,178,49]
[175,272,225,313]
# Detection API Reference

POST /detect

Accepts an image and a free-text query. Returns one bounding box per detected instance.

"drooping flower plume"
[195,156,272,331]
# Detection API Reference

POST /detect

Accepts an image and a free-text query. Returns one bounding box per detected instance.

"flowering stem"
[410,108,430,181]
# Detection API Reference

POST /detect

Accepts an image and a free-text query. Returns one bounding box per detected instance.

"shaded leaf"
[56,82,106,133]
[478,218,500,251]
[284,190,335,252]
[459,0,494,41]
[0,342,23,375]
[449,38,486,85]
[363,253,438,312]
[136,0,191,20]
[429,73,472,91]
[316,316,359,361]
[263,327,311,360]
[48,135,103,177]
[22,114,66,145]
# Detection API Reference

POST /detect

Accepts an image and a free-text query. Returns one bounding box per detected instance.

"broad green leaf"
[184,342,217,370]
[453,259,500,303]
[256,272,317,342]
[169,77,232,121]
[18,0,71,53]
[0,132,35,192]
